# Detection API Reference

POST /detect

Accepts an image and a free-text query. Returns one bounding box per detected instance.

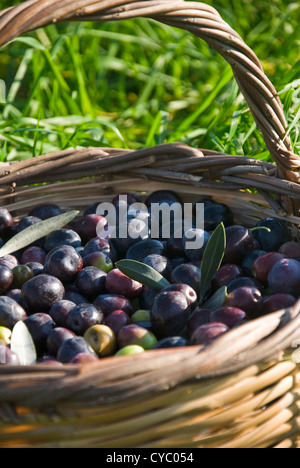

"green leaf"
[202,286,228,309]
[116,259,170,292]
[0,210,79,258]
[10,321,37,366]
[199,223,226,304]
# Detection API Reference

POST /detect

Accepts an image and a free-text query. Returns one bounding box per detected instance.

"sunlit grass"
[0,0,299,162]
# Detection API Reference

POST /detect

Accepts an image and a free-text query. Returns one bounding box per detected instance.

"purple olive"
[191,322,229,346]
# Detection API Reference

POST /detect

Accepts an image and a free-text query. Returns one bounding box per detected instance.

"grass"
[0,0,299,163]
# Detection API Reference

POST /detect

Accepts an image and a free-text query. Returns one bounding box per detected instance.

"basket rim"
[1,144,300,219]
[0,300,299,409]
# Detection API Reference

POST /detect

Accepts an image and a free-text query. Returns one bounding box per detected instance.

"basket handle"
[0,1,299,202]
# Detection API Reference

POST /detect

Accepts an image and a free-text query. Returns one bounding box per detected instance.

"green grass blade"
[0,36,46,52]
[145,110,169,147]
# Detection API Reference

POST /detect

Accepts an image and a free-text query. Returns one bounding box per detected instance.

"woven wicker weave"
[0,0,299,449]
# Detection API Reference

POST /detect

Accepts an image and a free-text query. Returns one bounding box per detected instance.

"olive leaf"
[10,321,37,366]
[116,259,170,291]
[202,286,228,309]
[199,222,226,304]
[0,210,79,258]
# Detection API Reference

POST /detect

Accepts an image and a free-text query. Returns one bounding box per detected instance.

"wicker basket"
[0,0,300,449]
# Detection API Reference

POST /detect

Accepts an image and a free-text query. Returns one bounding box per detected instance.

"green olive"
[115,345,145,356]
[131,310,151,323]
[12,265,34,289]
[84,324,116,357]
[0,326,12,345]
[117,324,158,350]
